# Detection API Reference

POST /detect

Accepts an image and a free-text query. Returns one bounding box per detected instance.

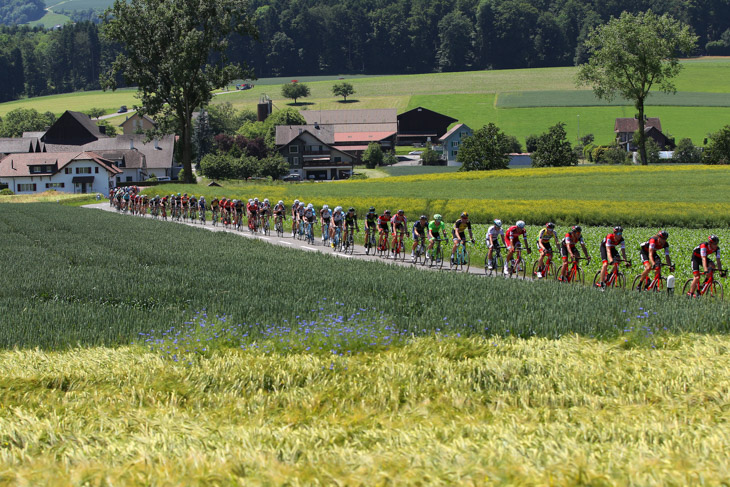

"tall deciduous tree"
[332,82,355,102]
[281,82,311,104]
[457,123,512,171]
[531,122,578,167]
[100,0,257,183]
[576,10,697,165]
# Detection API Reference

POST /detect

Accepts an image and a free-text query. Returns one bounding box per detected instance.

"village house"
[275,125,354,180]
[614,117,675,152]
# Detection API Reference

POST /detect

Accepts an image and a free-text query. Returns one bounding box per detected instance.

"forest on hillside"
[1,0,730,103]
[0,0,44,25]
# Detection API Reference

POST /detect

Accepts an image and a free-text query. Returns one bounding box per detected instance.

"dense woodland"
[0,0,44,25]
[1,0,730,102]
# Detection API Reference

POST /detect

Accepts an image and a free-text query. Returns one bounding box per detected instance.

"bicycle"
[304,220,315,245]
[427,238,445,269]
[503,246,527,279]
[364,228,377,255]
[212,209,219,226]
[261,215,271,235]
[377,231,390,258]
[485,245,505,277]
[557,256,586,284]
[332,225,343,252]
[322,221,330,247]
[683,267,725,300]
[450,240,471,272]
[342,226,356,254]
[532,249,558,280]
[199,208,206,225]
[632,261,673,292]
[593,259,631,290]
[274,216,284,237]
[391,232,406,262]
[412,235,427,265]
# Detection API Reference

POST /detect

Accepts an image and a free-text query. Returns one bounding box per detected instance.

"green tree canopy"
[362,142,384,169]
[262,108,306,148]
[456,123,512,171]
[672,138,703,164]
[281,82,311,104]
[101,0,258,183]
[0,108,56,138]
[332,82,355,102]
[576,10,697,165]
[704,126,730,165]
[531,122,578,167]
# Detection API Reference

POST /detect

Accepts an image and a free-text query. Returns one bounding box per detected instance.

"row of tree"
[2,0,730,102]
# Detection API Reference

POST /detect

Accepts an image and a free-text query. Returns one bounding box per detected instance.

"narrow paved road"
[85,202,510,278]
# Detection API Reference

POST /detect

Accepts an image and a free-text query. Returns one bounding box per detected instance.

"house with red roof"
[614,117,675,152]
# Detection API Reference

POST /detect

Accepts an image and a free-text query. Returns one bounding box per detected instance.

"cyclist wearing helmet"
[330,206,345,246]
[247,198,258,230]
[344,207,359,246]
[504,221,531,275]
[363,207,378,250]
[597,226,630,287]
[486,219,506,271]
[320,204,332,238]
[452,212,475,263]
[535,222,559,278]
[559,225,591,281]
[637,230,672,290]
[689,235,723,296]
[411,215,429,258]
[377,210,392,250]
[390,210,408,253]
[291,200,300,235]
[273,200,286,226]
[260,198,271,227]
[428,214,448,255]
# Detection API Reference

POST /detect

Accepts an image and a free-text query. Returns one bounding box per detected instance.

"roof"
[43,134,174,169]
[22,132,46,139]
[302,109,397,126]
[398,106,458,124]
[439,124,471,142]
[614,117,662,133]
[41,111,109,145]
[275,125,335,146]
[92,149,146,169]
[0,151,121,178]
[334,131,396,143]
[0,138,37,154]
[332,145,370,152]
[118,113,157,128]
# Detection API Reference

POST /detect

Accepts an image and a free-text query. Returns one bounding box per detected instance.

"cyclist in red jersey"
[378,210,391,236]
[637,230,672,290]
[559,225,591,281]
[689,235,723,296]
[597,226,630,287]
[504,220,531,275]
[390,209,408,254]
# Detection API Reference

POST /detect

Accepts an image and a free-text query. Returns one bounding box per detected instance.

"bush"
[525,134,539,153]
[593,145,628,164]
[672,138,703,164]
[457,123,512,171]
[531,123,578,167]
[362,142,384,169]
[704,125,730,165]
[0,188,14,195]
[421,145,444,166]
[177,168,186,182]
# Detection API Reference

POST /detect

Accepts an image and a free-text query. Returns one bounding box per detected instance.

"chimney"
[154,139,159,150]
[98,125,106,135]
[130,138,134,150]
[10,159,14,170]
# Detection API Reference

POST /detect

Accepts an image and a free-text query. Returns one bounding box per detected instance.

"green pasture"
[497,90,730,108]
[0,88,139,118]
[26,12,71,28]
[44,0,113,10]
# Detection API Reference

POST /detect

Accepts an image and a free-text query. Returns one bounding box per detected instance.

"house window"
[31,166,41,173]
[18,184,36,192]
[126,176,133,182]
[95,167,99,174]
[292,156,299,166]
[289,146,299,154]
[451,141,459,147]
[65,168,72,174]
[46,182,65,189]
[452,150,458,157]
[76,167,92,174]
[334,156,342,163]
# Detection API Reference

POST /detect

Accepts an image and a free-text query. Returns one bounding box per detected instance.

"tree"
[531,123,578,167]
[257,155,289,179]
[457,123,512,171]
[704,125,730,165]
[525,134,539,152]
[362,142,383,168]
[436,10,474,72]
[86,107,106,119]
[101,0,258,184]
[332,82,355,102]
[281,82,311,104]
[96,119,117,136]
[421,144,443,165]
[193,109,214,164]
[207,102,256,135]
[672,138,703,164]
[576,11,697,165]
[0,108,55,138]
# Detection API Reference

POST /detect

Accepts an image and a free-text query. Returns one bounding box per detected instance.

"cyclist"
[411,215,429,258]
[504,221,531,275]
[688,235,723,296]
[534,222,558,278]
[273,200,286,229]
[485,219,506,271]
[364,207,378,250]
[291,199,300,235]
[297,202,307,236]
[637,230,672,291]
[181,193,189,220]
[597,226,629,287]
[377,210,392,250]
[452,212,475,264]
[247,198,258,230]
[210,196,219,223]
[559,225,591,281]
[344,207,359,246]
[160,194,168,220]
[320,204,332,243]
[303,203,316,238]
[260,198,271,230]
[330,206,345,246]
[390,209,408,255]
[428,214,448,259]
[189,194,197,218]
[198,195,206,221]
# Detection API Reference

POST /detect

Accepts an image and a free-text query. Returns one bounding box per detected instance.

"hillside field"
[3,58,730,145]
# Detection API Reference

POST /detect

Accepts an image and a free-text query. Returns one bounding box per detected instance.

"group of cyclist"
[109,189,723,297]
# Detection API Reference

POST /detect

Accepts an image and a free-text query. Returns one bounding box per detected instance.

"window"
[334,156,342,163]
[452,150,458,157]
[18,184,36,192]
[31,166,42,173]
[451,141,459,147]
[76,167,92,174]
[46,182,65,189]
[95,167,99,174]
[126,176,133,182]
[292,156,299,166]
[65,168,72,174]
[289,146,299,154]
[116,177,121,184]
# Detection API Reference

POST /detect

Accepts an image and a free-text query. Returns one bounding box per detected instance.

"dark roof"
[275,125,335,145]
[41,111,108,145]
[398,106,458,124]
[302,109,397,126]
[614,117,662,133]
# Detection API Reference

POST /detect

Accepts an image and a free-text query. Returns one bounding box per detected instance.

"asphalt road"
[85,202,511,278]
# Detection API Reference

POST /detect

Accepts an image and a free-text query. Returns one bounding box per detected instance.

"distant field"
[0,88,138,118]
[26,12,71,28]
[45,0,113,10]
[497,90,730,108]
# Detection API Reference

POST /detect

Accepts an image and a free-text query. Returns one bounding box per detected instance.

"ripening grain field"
[3,203,730,484]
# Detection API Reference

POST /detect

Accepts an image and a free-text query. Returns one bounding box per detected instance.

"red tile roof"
[333,131,396,143]
[614,117,661,133]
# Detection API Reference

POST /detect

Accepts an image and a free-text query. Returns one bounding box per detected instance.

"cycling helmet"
[461,212,468,219]
[434,214,442,221]
[264,198,269,204]
[659,230,669,239]
[335,206,343,212]
[348,207,355,212]
[323,204,329,210]
[369,206,375,212]
[385,209,391,214]
[493,219,502,227]
[709,235,720,244]
[177,193,181,196]
[278,200,284,205]
[420,214,427,220]
[613,225,623,234]
[183,193,187,197]
[516,220,525,229]
[254,197,259,202]
[294,199,299,205]
[156,195,160,199]
[546,222,555,229]
[199,196,204,200]
[248,198,253,203]
[398,209,404,215]
[232,199,237,203]
[572,225,582,233]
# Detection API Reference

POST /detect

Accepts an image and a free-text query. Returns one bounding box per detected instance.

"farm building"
[300,109,397,159]
[615,117,675,151]
[397,107,457,145]
[0,152,121,195]
[275,125,354,180]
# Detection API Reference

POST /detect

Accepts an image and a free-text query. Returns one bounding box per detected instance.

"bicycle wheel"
[708,281,724,300]
[347,235,355,255]
[615,272,626,289]
[649,277,665,292]
[435,245,444,269]
[632,274,646,292]
[464,248,470,272]
[592,270,603,288]
[574,267,584,284]
[398,239,405,261]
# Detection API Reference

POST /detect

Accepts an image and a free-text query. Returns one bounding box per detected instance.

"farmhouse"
[615,117,675,151]
[118,113,157,135]
[275,125,354,180]
[438,123,473,166]
[397,107,457,146]
[0,151,121,194]
[300,109,397,159]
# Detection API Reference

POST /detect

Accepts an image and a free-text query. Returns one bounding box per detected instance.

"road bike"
[342,226,356,254]
[364,227,377,255]
[391,231,406,261]
[557,256,586,284]
[632,261,673,292]
[427,237,445,269]
[485,245,505,277]
[377,231,390,258]
[274,216,284,237]
[261,215,271,236]
[304,220,315,245]
[199,208,206,225]
[593,258,631,290]
[332,225,343,252]
[450,240,471,272]
[412,235,427,265]
[212,209,219,226]
[321,221,330,247]
[532,249,557,280]
[683,267,726,300]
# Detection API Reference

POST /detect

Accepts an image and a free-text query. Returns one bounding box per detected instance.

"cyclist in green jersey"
[428,214,448,254]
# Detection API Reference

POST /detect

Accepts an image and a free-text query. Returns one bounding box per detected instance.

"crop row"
[3,204,730,349]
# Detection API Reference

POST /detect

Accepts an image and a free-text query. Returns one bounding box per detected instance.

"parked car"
[236,83,253,90]
[117,105,128,113]
[408,150,423,155]
[282,174,302,182]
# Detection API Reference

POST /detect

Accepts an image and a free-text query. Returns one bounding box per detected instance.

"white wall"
[1,159,115,194]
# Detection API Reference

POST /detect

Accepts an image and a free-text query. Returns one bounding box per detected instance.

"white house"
[0,151,121,194]
[438,123,473,166]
